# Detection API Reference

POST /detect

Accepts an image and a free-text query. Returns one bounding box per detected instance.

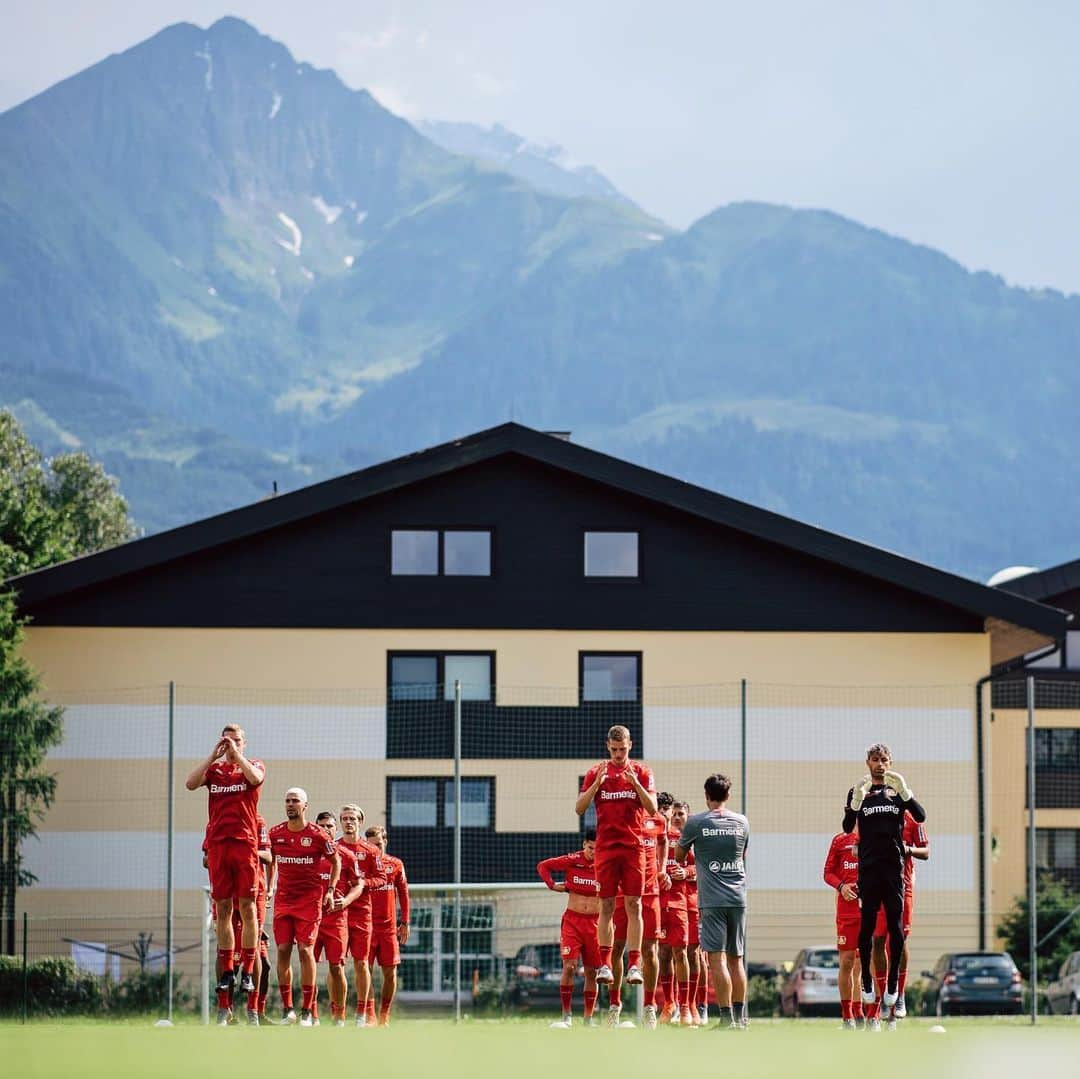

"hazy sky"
[4,1,1079,293]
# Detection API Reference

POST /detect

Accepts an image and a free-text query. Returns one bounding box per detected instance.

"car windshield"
[806,950,839,969]
[953,954,1013,971]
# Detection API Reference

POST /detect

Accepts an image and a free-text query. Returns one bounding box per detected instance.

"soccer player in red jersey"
[659,800,693,1027]
[672,800,706,1025]
[337,804,385,1026]
[185,724,265,1021]
[314,811,366,1027]
[364,826,410,1026]
[268,787,339,1026]
[537,828,601,1028]
[871,811,929,1024]
[824,827,863,1030]
[575,725,658,993]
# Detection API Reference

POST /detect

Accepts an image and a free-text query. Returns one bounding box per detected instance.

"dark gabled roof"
[6,422,1068,638]
[996,559,1080,604]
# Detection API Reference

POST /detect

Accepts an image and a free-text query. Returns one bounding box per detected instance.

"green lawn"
[1,1018,1077,1078]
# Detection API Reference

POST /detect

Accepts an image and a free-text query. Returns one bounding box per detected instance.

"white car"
[780,946,841,1017]
[1046,951,1080,1015]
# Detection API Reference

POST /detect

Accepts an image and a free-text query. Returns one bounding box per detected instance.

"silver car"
[1046,951,1080,1015]
[780,946,841,1017]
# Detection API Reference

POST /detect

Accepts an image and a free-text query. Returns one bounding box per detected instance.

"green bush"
[107,967,191,1014]
[0,955,104,1015]
[746,973,779,1018]
[470,977,506,1016]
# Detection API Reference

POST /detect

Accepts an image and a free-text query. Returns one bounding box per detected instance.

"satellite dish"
[986,566,1039,587]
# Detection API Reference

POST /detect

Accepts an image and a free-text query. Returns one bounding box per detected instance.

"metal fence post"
[166,681,176,1022]
[1027,673,1037,1024]
[21,910,27,1023]
[453,679,462,1023]
[201,886,211,1025]
[740,679,747,815]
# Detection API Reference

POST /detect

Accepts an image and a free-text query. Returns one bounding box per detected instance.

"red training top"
[537,851,600,897]
[205,758,265,847]
[823,831,860,920]
[369,853,410,932]
[338,838,386,925]
[581,761,656,849]
[270,821,336,908]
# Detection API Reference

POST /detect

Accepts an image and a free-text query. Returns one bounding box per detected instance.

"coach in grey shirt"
[675,772,749,1029]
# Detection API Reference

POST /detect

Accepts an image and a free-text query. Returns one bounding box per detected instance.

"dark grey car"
[920,951,1023,1016]
[1046,951,1080,1015]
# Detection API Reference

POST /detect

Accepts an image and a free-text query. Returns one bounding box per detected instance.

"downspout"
[976,638,1061,949]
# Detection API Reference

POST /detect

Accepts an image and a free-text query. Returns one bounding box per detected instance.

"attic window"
[391,529,492,576]
[584,531,639,578]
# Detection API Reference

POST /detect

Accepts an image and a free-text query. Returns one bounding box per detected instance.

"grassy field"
[1,1017,1077,1078]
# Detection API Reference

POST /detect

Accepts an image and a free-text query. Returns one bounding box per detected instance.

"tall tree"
[0,410,137,952]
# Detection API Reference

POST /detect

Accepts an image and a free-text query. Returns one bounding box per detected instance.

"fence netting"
[3,676,1075,1017]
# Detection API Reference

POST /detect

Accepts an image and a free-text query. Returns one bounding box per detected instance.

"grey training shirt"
[678,808,749,908]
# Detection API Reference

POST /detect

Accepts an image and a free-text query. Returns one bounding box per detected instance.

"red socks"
[841,999,853,1020]
[280,985,293,1009]
[609,985,622,1008]
[852,999,864,1019]
[366,998,376,1023]
[627,950,642,969]
[643,988,656,1007]
[301,984,315,1011]
[678,981,690,1009]
[660,975,673,1007]
[599,946,613,968]
[241,948,257,975]
[560,986,573,1014]
[584,989,597,1018]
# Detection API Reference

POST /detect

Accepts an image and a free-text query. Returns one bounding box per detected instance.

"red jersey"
[640,813,666,896]
[581,761,656,849]
[902,813,928,893]
[270,821,336,907]
[824,831,860,919]
[537,851,599,897]
[204,758,264,846]
[369,854,410,932]
[660,828,688,910]
[319,841,362,926]
[337,837,386,923]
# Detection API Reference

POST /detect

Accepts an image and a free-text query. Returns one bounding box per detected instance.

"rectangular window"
[391,529,492,576]
[388,776,494,829]
[444,778,492,828]
[392,530,439,575]
[390,779,439,827]
[444,531,491,576]
[443,654,492,701]
[581,653,640,702]
[1068,631,1080,669]
[390,655,439,700]
[390,652,493,702]
[1031,827,1080,888]
[584,531,639,577]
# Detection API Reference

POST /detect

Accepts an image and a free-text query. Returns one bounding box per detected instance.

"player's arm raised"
[222,736,265,787]
[574,765,606,816]
[883,770,926,822]
[184,739,226,790]
[627,765,658,815]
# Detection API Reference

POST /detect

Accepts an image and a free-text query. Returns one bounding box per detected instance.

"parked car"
[1046,951,1080,1015]
[779,946,840,1017]
[920,952,1023,1016]
[503,943,582,1012]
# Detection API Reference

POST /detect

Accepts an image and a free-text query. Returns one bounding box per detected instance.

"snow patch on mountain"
[194,46,213,92]
[275,212,302,256]
[312,196,343,225]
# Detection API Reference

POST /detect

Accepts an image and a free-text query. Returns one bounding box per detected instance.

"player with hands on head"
[185,724,265,1023]
[842,743,926,1027]
[536,828,601,1028]
[575,725,658,991]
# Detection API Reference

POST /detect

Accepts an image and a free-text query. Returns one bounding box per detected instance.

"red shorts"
[612,895,661,941]
[207,839,260,902]
[836,918,861,952]
[560,910,601,968]
[595,845,646,899]
[348,920,373,962]
[687,906,700,948]
[661,904,689,947]
[274,907,321,948]
[315,919,348,965]
[369,930,400,968]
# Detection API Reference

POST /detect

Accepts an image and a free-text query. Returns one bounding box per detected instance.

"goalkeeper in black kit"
[842,743,925,1023]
